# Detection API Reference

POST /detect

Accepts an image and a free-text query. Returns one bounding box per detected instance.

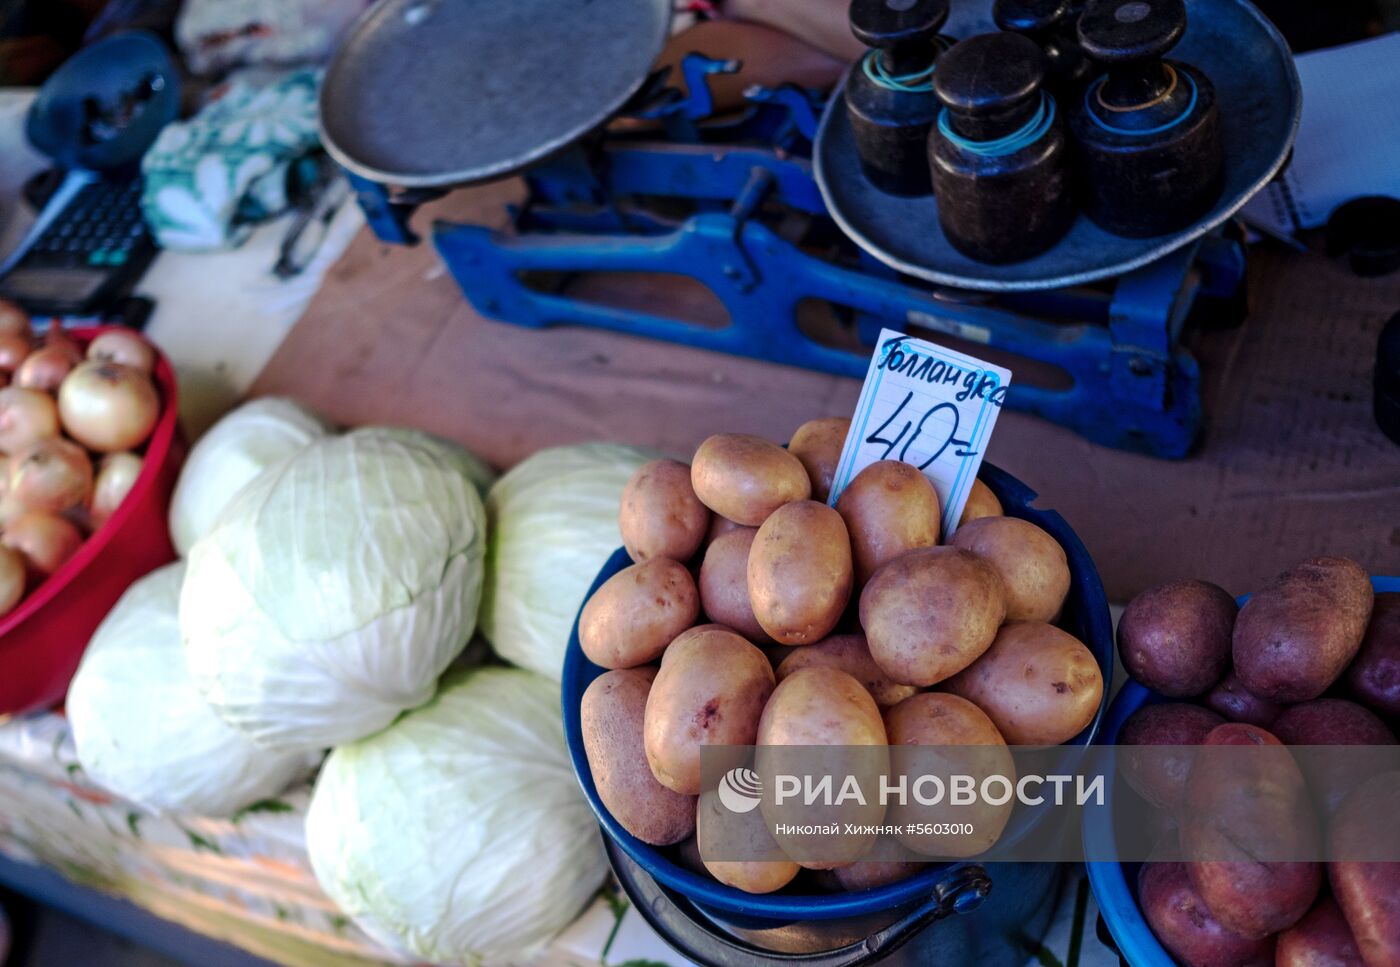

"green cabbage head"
[480,442,656,680]
[305,665,606,965]
[68,562,317,815]
[181,427,489,751]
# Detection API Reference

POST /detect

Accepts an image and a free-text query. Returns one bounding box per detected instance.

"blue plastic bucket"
[1085,575,1400,966]
[561,462,1114,965]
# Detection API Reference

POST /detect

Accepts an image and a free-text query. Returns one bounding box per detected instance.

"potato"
[1328,772,1400,967]
[579,558,700,668]
[1119,702,1225,812]
[775,633,916,709]
[835,460,941,586]
[581,668,696,845]
[706,513,744,542]
[748,500,853,645]
[885,692,1013,858]
[1182,724,1321,940]
[757,667,888,869]
[832,859,927,891]
[788,416,850,503]
[949,516,1069,623]
[644,628,774,794]
[691,433,810,526]
[619,458,710,563]
[1348,592,1400,718]
[958,478,1003,525]
[860,547,1006,687]
[1277,898,1365,967]
[1233,557,1374,703]
[698,527,771,644]
[1138,860,1277,967]
[1202,669,1282,728]
[696,791,800,894]
[1274,699,1398,814]
[943,621,1103,745]
[1118,579,1237,697]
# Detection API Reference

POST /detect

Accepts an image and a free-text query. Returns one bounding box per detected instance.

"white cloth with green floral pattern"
[142,69,322,251]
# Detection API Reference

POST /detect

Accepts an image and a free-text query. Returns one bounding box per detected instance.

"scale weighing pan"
[321,0,672,188]
[815,0,1299,291]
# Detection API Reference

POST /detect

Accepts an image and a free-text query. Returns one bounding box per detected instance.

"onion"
[58,362,160,453]
[2,510,82,578]
[0,332,30,374]
[90,452,142,526]
[9,438,93,514]
[87,330,156,376]
[0,387,60,454]
[0,544,24,617]
[16,346,77,392]
[0,300,31,340]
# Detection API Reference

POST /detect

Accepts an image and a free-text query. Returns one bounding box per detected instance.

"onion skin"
[15,346,77,393]
[87,331,155,376]
[0,544,23,617]
[0,332,30,374]
[8,438,93,514]
[0,300,31,340]
[2,510,82,578]
[58,361,160,453]
[90,452,142,526]
[0,387,60,454]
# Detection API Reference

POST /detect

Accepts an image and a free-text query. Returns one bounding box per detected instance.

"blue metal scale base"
[350,57,1246,458]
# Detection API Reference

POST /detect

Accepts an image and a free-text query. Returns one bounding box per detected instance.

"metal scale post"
[325,0,1296,459]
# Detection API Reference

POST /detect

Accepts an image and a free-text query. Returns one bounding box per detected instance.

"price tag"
[828,329,1012,537]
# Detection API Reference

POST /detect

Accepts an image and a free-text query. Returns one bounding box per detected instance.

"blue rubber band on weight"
[1084,70,1198,137]
[861,48,937,93]
[936,91,1056,158]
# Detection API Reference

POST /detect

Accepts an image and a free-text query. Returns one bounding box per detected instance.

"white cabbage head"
[169,397,332,556]
[67,562,317,816]
[181,426,489,752]
[480,442,656,680]
[305,665,606,966]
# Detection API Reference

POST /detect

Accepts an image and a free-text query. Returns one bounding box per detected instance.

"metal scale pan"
[815,0,1300,291]
[320,0,672,188]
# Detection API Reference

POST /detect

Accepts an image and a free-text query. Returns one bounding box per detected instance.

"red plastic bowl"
[0,326,185,716]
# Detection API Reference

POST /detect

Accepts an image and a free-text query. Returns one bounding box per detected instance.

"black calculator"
[0,175,158,317]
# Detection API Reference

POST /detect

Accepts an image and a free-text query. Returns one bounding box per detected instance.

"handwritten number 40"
[865,392,977,469]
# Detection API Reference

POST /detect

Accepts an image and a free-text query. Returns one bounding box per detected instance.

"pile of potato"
[1116,557,1398,967]
[579,420,1105,895]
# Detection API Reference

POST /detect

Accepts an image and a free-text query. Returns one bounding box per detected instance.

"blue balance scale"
[320,0,1298,459]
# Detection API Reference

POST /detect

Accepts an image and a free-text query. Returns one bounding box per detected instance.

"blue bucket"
[1085,575,1400,966]
[561,463,1114,966]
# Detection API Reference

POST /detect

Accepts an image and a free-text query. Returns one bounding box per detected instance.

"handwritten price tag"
[828,329,1012,537]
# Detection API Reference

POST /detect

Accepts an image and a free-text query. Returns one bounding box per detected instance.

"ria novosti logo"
[717,767,763,813]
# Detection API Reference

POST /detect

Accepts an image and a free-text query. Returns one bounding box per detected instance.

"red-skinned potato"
[1118,579,1237,697]
[788,417,850,503]
[1328,772,1400,967]
[582,668,696,845]
[1233,557,1373,703]
[619,459,710,563]
[1119,702,1225,812]
[949,516,1069,623]
[775,633,916,709]
[1272,699,1398,815]
[691,433,810,526]
[860,547,1006,687]
[1202,669,1282,728]
[698,527,772,644]
[748,500,852,645]
[1276,897,1365,967]
[1182,723,1321,940]
[1139,860,1276,967]
[578,558,700,668]
[1348,593,1400,718]
[644,628,774,794]
[958,478,1002,525]
[835,460,940,586]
